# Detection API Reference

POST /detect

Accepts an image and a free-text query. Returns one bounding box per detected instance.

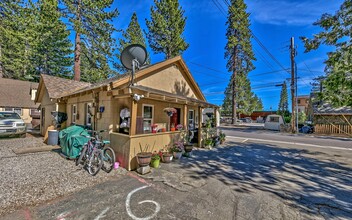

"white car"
[0,112,26,137]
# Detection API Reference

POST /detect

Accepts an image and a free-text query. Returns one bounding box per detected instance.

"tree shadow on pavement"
[180,142,352,219]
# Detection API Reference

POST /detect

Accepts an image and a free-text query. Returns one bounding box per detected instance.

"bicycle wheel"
[102,147,116,173]
[76,145,87,166]
[87,149,103,176]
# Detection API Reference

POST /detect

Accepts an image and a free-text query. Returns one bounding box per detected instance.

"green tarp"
[59,125,90,159]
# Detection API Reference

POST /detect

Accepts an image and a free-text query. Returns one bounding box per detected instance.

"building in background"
[0,78,39,128]
[297,95,310,114]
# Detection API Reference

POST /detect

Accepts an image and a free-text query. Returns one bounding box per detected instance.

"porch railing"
[314,124,352,136]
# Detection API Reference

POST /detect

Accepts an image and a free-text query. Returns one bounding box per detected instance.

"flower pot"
[173,151,182,159]
[162,153,173,163]
[170,127,176,131]
[136,152,152,167]
[150,159,160,168]
[184,144,193,153]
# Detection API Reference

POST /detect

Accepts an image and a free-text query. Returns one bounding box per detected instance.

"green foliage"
[145,0,189,59]
[0,0,72,80]
[222,0,260,120]
[59,0,119,82]
[298,111,307,124]
[300,0,352,107]
[116,12,149,73]
[277,81,290,117]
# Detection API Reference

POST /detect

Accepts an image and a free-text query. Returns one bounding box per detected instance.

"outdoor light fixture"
[133,94,144,101]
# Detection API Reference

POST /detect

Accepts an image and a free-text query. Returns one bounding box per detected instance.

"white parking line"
[227,136,352,151]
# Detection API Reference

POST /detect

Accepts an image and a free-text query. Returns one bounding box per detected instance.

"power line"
[189,62,230,75]
[211,0,227,17]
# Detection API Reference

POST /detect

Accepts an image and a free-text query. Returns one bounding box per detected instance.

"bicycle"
[76,132,103,176]
[76,130,116,174]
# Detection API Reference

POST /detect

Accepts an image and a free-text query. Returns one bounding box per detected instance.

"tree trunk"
[0,44,3,78]
[74,32,81,81]
[232,46,237,125]
[73,0,81,81]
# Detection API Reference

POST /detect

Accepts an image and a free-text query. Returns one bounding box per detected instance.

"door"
[170,108,181,128]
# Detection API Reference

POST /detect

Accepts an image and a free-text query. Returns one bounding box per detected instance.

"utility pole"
[290,37,296,133]
[232,47,237,125]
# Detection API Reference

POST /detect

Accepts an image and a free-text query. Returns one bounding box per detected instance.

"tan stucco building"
[35,56,218,170]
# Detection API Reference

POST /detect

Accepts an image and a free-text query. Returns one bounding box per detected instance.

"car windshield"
[0,112,21,120]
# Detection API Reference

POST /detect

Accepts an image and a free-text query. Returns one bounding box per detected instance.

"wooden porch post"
[130,99,137,135]
[198,106,202,147]
[183,104,188,128]
[213,107,218,127]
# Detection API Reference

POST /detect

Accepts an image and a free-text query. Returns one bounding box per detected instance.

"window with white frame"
[85,103,92,127]
[143,105,153,133]
[188,110,194,130]
[72,104,77,124]
[4,107,22,116]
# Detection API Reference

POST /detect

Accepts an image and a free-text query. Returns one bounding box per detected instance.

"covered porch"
[110,85,219,170]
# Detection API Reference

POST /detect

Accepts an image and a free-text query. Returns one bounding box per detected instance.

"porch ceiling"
[112,85,218,108]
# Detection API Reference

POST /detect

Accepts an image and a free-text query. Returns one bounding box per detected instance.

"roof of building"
[297,95,310,99]
[0,78,39,108]
[314,103,352,115]
[40,74,91,99]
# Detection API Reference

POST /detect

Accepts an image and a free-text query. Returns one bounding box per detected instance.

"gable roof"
[35,74,91,102]
[111,56,206,101]
[0,78,39,108]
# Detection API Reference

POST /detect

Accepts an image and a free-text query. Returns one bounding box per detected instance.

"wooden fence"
[314,124,352,135]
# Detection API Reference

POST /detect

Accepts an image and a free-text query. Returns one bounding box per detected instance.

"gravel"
[0,135,127,217]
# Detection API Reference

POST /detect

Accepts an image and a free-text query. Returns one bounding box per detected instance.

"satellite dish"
[120,44,147,70]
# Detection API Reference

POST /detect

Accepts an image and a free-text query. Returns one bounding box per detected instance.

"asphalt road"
[220,125,352,150]
[2,127,352,220]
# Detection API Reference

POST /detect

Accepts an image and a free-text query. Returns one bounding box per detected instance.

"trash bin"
[48,130,59,145]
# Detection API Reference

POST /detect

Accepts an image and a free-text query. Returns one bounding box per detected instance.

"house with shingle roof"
[0,78,39,126]
[35,56,219,170]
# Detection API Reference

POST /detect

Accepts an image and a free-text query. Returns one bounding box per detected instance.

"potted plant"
[170,123,176,131]
[163,107,177,116]
[136,143,153,167]
[172,141,184,159]
[219,131,226,144]
[176,124,183,131]
[204,138,213,149]
[150,151,162,168]
[160,146,173,163]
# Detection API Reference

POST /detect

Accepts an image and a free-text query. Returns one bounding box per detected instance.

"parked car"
[0,112,26,137]
[240,117,252,123]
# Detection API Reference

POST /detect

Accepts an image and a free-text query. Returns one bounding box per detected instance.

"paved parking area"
[1,134,351,219]
[0,135,126,217]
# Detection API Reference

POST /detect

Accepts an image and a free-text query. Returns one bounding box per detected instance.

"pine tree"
[145,0,188,59]
[32,0,72,77]
[223,0,259,123]
[0,0,34,79]
[116,12,149,73]
[277,81,289,117]
[59,0,118,82]
[0,0,72,80]
[301,0,352,107]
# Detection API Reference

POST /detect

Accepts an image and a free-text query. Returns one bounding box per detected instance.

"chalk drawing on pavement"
[126,185,161,220]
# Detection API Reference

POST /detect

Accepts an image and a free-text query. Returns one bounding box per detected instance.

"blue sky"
[113,0,343,110]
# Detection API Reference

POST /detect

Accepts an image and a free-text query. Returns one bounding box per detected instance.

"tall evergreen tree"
[145,0,188,59]
[0,0,33,79]
[300,0,352,107]
[32,0,72,77]
[223,0,258,123]
[0,0,72,80]
[116,12,149,73]
[59,0,118,82]
[277,81,289,116]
